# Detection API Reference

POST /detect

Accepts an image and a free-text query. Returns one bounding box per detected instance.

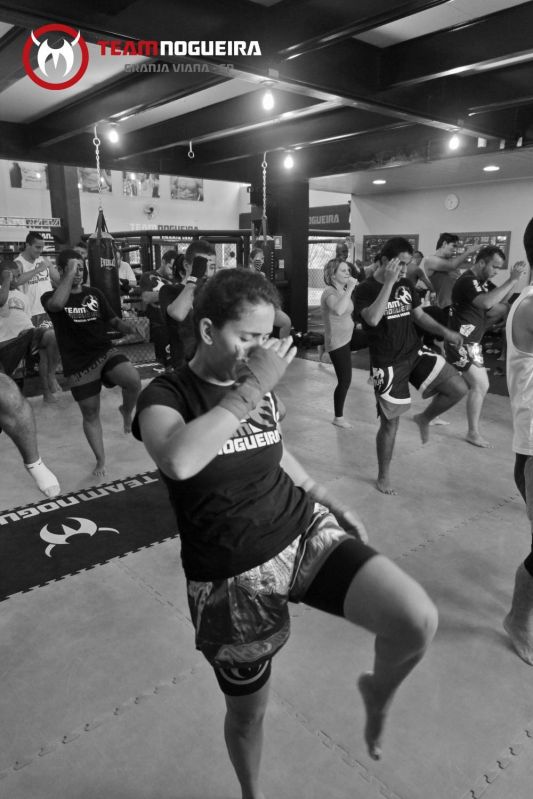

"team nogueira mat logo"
[0,472,177,601]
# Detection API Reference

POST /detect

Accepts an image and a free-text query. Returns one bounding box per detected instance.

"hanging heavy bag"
[87,209,122,317]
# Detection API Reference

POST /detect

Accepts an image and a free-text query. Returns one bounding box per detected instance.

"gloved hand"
[187,256,209,283]
[219,338,296,420]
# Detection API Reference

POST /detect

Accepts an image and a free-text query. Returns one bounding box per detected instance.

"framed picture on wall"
[122,172,160,198]
[170,176,204,201]
[78,167,113,193]
[362,234,419,265]
[451,231,511,268]
[9,161,48,190]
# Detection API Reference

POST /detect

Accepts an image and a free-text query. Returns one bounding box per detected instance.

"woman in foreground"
[132,269,437,799]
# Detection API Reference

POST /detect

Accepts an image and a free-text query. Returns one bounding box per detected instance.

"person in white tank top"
[504,265,533,667]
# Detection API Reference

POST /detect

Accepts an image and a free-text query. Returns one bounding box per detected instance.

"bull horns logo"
[40,517,119,557]
[23,24,89,90]
[31,30,80,78]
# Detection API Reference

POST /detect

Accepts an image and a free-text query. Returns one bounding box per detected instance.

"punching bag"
[87,210,122,317]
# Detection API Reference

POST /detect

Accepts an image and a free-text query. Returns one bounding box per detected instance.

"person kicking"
[354,237,467,495]
[42,249,142,476]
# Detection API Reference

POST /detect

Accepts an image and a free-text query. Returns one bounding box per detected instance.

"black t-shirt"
[132,366,313,581]
[41,286,115,376]
[353,276,421,366]
[159,283,196,368]
[449,270,492,343]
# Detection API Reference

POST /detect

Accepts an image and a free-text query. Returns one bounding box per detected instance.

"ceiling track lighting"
[107,123,120,144]
[448,133,461,151]
[261,80,275,111]
[283,151,294,169]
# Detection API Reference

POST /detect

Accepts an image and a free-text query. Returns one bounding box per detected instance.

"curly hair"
[193,268,280,337]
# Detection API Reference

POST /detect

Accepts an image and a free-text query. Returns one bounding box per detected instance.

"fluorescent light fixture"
[372,179,387,185]
[483,165,500,172]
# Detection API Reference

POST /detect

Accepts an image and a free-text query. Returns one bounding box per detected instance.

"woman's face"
[207,300,275,379]
[334,261,351,285]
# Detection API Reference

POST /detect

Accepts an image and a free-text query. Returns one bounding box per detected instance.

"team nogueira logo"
[23,24,89,90]
[39,517,119,557]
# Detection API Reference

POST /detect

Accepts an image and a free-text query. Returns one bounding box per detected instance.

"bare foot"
[48,378,62,393]
[93,463,106,477]
[119,405,132,434]
[465,433,493,448]
[412,413,429,444]
[332,417,352,429]
[503,614,533,665]
[43,392,58,404]
[429,416,449,426]
[376,478,397,496]
[357,672,387,761]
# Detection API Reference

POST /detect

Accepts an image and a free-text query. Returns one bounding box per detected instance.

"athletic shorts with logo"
[372,345,458,419]
[68,348,129,401]
[444,341,484,372]
[187,503,377,696]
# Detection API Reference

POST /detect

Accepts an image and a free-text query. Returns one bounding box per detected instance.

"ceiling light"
[130,172,136,180]
[483,165,500,172]
[448,134,461,151]
[372,179,386,185]
[262,89,274,110]
[283,151,294,169]
[107,124,120,143]
[477,137,487,148]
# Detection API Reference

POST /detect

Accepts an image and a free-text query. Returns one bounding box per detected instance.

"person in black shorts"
[446,246,526,448]
[42,249,142,477]
[354,237,467,495]
[132,268,439,796]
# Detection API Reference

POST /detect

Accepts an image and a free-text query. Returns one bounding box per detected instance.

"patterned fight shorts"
[187,504,377,695]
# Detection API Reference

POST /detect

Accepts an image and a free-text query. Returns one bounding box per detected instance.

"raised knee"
[400,599,438,653]
[0,376,24,415]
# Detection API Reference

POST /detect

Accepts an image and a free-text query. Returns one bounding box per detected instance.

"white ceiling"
[356,0,531,47]
[309,147,533,196]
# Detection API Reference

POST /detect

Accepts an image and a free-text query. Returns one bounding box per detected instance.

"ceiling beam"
[381,3,533,88]
[111,91,322,159]
[192,108,400,165]
[0,26,29,92]
[30,70,229,147]
[272,0,454,59]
